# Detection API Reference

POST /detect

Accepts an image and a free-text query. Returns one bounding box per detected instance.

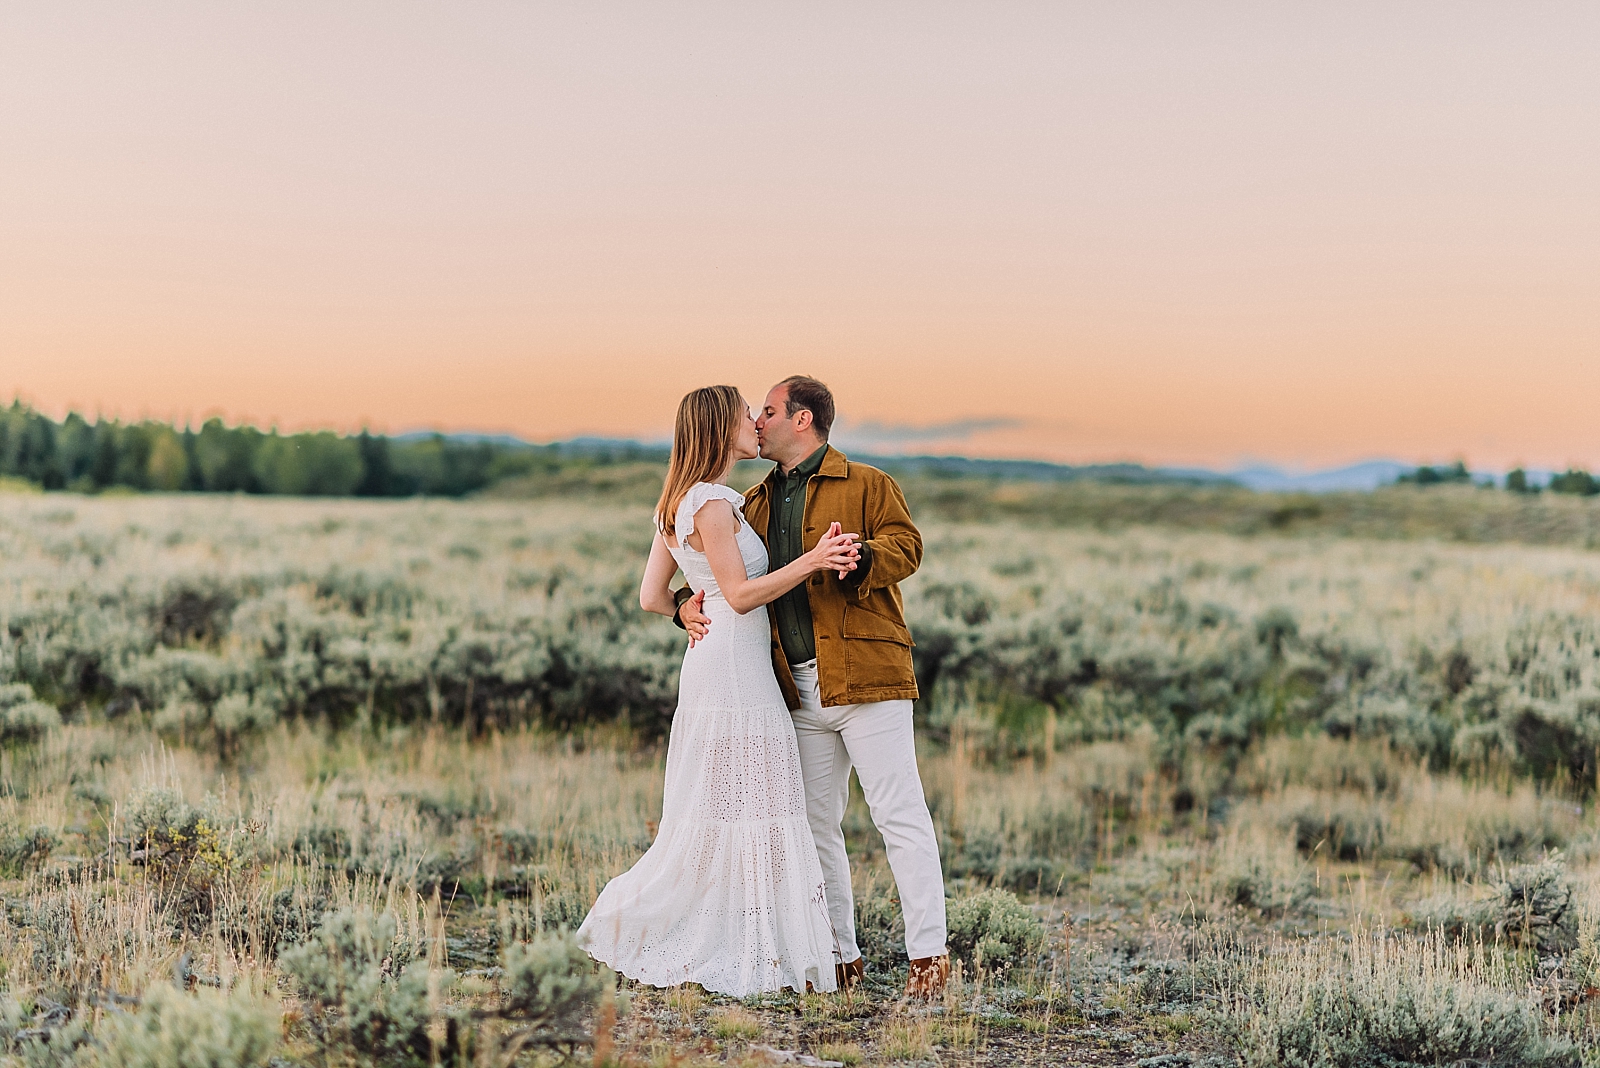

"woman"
[577,385,861,996]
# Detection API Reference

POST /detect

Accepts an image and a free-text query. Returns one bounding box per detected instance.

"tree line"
[1399,460,1600,496]
[8,397,1596,501]
[0,401,574,497]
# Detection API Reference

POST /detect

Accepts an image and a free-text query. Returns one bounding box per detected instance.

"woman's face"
[732,401,760,461]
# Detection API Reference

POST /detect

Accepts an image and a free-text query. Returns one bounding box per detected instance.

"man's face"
[756,385,798,462]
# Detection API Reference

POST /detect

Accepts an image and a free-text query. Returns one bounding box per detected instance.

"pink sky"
[3,3,1597,470]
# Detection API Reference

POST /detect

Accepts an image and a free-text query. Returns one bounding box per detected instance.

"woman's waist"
[682,604,771,646]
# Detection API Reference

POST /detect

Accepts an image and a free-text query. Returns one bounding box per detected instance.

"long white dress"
[577,482,838,995]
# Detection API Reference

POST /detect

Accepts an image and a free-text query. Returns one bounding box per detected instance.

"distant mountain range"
[856,455,1233,485]
[392,430,553,449]
[393,431,1531,492]
[1222,461,1412,493]
[841,456,1463,491]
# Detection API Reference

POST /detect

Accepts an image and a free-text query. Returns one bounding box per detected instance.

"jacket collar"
[816,444,850,479]
[758,444,849,496]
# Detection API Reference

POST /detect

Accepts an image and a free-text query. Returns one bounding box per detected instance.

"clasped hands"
[681,522,860,646]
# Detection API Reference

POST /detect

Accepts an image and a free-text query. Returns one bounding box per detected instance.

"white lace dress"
[577,482,838,995]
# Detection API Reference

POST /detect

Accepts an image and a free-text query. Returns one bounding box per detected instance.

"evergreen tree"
[0,399,585,498]
[147,429,190,491]
[1548,469,1600,496]
[355,430,398,496]
[1398,460,1471,486]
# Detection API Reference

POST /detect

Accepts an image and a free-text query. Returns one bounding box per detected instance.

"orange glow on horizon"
[4,3,1597,473]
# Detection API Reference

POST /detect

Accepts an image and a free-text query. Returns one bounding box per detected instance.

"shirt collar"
[782,444,828,482]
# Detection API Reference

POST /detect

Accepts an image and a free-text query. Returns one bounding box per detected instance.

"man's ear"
[793,409,813,434]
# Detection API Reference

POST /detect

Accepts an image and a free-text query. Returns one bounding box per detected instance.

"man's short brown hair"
[778,375,835,438]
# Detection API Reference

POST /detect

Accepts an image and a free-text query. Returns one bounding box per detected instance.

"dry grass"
[877,1016,934,1061]
[0,709,1594,1063]
[1224,927,1578,1066]
[0,494,1598,1062]
[709,1006,763,1040]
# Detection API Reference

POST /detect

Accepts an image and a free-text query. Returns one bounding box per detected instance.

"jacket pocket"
[843,604,912,646]
[842,611,915,691]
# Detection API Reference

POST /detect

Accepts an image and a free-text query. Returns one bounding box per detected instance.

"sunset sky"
[3,3,1597,471]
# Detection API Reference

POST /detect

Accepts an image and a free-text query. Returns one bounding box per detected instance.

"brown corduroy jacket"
[743,445,922,710]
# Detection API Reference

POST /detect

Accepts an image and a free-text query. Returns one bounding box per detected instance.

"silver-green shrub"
[8,496,1600,791]
[278,910,608,1063]
[151,692,276,760]
[1280,792,1386,860]
[853,881,907,972]
[945,889,1045,972]
[1215,827,1317,919]
[0,995,90,1068]
[1228,929,1578,1068]
[1568,874,1600,994]
[0,683,60,745]
[120,788,242,924]
[0,823,59,877]
[1412,853,1576,953]
[93,985,278,1068]
[499,931,608,1032]
[277,908,432,1068]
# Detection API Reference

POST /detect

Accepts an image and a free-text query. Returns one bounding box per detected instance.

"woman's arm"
[639,531,681,616]
[693,500,858,616]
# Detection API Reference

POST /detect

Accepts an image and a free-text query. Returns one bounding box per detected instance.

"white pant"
[789,660,948,962]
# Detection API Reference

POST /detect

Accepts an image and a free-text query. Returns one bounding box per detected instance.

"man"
[674,375,950,998]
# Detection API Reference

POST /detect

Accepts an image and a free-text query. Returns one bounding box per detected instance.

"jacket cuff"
[671,586,694,629]
[843,543,874,594]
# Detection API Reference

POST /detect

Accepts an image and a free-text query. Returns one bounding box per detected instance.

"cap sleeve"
[676,483,747,542]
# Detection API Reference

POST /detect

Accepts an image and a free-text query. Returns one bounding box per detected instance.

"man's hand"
[840,539,871,584]
[819,524,864,580]
[678,589,711,646]
[836,535,862,580]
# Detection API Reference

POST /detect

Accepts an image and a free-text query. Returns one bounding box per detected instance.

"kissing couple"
[577,376,950,999]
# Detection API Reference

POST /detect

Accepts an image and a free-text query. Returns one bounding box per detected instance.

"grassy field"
[0,488,1598,1066]
[484,462,1600,552]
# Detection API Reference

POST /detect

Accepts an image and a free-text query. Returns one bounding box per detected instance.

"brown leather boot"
[904,954,950,999]
[836,957,865,990]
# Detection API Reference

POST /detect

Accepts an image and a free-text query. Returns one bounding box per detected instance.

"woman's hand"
[804,522,861,577]
[697,505,860,616]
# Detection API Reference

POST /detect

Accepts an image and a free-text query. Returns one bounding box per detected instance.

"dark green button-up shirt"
[768,445,827,665]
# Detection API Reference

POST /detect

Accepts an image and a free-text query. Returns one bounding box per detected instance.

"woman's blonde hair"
[656,385,744,536]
